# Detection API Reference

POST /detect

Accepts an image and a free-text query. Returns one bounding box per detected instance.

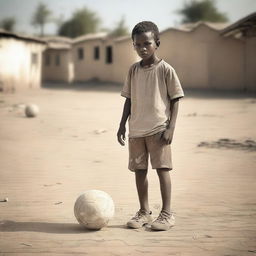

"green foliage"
[31,3,52,36]
[109,17,129,37]
[0,17,16,32]
[58,7,101,38]
[178,0,228,23]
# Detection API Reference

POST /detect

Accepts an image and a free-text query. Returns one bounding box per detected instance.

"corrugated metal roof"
[42,35,72,43]
[179,21,229,31]
[42,36,72,50]
[0,29,46,44]
[72,32,107,44]
[161,21,230,35]
[221,12,256,37]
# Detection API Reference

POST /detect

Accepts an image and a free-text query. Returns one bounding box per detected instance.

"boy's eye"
[134,41,152,48]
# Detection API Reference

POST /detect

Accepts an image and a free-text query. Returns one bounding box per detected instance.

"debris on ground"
[0,198,8,202]
[198,138,256,151]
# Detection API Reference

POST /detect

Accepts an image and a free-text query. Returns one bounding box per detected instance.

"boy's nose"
[139,46,147,52]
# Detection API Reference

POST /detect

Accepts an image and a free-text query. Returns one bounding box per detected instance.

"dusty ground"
[0,82,256,256]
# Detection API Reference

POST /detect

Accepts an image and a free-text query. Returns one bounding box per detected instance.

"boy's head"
[132,21,160,47]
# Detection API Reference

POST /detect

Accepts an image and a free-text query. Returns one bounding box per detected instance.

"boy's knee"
[156,168,171,176]
[157,168,170,172]
[135,169,148,175]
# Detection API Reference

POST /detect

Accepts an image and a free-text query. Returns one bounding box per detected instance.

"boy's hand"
[160,128,174,144]
[117,125,126,146]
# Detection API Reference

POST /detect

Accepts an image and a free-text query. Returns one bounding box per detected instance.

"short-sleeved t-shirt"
[121,59,184,138]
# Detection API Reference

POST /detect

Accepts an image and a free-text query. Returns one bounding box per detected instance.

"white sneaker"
[151,210,175,231]
[127,210,153,229]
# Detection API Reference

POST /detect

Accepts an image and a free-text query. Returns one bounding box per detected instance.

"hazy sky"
[0,0,255,35]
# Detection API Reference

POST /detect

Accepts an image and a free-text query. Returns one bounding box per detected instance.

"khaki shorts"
[128,132,172,172]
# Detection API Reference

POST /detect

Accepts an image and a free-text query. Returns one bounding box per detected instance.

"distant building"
[1,13,255,92]
[0,29,46,92]
[158,22,245,90]
[221,12,256,92]
[72,33,111,82]
[42,36,74,83]
[72,33,138,83]
[112,35,140,83]
[68,12,255,92]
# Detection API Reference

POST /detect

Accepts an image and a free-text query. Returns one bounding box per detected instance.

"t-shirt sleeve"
[166,67,184,100]
[121,66,132,98]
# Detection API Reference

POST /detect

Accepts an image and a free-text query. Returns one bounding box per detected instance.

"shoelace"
[131,210,150,221]
[156,211,171,223]
[131,211,145,221]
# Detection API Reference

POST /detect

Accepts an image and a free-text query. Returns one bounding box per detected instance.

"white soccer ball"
[25,104,39,118]
[74,190,115,230]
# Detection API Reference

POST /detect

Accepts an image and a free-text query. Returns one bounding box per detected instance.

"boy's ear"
[156,40,160,47]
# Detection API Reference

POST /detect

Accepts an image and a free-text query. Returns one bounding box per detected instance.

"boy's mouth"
[140,52,148,57]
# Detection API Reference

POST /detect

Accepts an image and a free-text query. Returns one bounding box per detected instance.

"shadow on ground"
[42,81,256,99]
[42,80,122,93]
[0,220,126,234]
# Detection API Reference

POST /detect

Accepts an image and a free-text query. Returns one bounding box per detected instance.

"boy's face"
[133,31,159,61]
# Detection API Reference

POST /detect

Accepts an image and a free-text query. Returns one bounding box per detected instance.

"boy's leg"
[145,133,175,230]
[127,137,152,229]
[151,168,175,231]
[156,168,171,213]
[127,169,152,229]
[145,133,173,213]
[135,169,150,212]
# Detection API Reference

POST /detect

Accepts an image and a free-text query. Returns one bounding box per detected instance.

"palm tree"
[31,3,52,36]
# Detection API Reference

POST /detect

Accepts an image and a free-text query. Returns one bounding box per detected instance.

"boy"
[117,21,184,231]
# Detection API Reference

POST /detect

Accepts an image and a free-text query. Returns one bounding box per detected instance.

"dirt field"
[0,82,256,256]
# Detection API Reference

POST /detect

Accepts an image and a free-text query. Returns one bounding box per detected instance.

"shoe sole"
[127,221,152,229]
[151,224,174,231]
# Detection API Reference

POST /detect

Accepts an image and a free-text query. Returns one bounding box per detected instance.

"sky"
[0,0,255,36]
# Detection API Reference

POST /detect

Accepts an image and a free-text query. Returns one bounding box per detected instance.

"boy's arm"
[161,98,180,144]
[117,98,131,146]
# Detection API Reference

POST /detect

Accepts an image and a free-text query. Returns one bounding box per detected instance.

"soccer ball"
[25,104,39,118]
[74,190,115,230]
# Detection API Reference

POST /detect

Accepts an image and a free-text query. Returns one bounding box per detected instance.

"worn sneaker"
[127,210,153,229]
[151,210,175,231]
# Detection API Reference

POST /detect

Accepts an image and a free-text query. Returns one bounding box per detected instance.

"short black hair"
[131,21,160,43]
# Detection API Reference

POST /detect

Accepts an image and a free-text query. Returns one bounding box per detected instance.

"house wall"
[158,25,245,90]
[113,39,140,84]
[73,39,108,82]
[100,38,114,82]
[0,37,44,92]
[39,21,255,92]
[42,49,73,83]
[245,37,256,91]
[72,37,138,84]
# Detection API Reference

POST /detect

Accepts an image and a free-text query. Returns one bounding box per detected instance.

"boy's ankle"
[140,208,151,214]
[161,209,171,215]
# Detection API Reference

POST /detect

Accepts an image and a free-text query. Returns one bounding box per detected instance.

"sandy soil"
[0,82,256,256]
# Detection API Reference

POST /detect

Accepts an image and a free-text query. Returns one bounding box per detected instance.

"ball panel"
[74,190,115,230]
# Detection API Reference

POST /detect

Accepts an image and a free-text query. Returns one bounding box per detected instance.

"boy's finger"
[159,132,165,142]
[118,136,125,146]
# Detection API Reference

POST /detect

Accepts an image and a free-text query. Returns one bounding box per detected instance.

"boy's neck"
[141,55,160,68]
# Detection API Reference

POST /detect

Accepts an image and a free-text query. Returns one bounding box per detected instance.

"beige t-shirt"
[121,59,184,138]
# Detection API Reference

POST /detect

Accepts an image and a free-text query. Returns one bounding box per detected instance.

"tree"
[109,17,129,37]
[178,0,228,23]
[0,17,16,32]
[31,3,52,36]
[58,7,101,38]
